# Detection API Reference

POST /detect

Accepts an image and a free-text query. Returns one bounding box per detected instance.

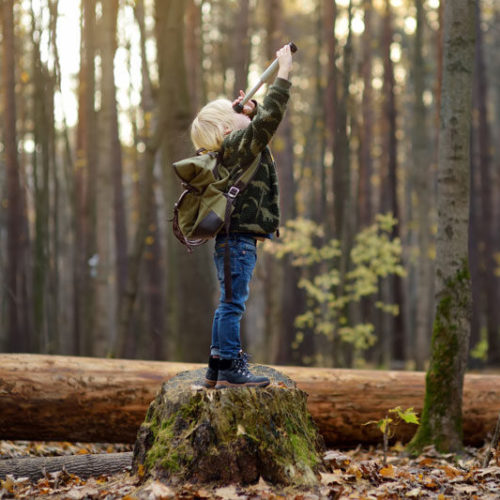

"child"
[190,44,293,388]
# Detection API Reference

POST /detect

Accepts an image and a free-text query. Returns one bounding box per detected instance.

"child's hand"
[232,91,256,116]
[276,44,293,80]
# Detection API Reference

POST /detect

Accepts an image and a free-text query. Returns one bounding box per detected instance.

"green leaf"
[390,406,420,425]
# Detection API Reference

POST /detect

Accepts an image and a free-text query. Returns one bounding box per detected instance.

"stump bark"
[132,366,325,487]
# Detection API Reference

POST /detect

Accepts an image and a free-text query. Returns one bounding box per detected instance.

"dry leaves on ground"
[1,440,500,499]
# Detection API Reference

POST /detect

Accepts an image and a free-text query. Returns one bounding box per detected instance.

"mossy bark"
[407,0,474,456]
[407,264,471,455]
[133,366,325,486]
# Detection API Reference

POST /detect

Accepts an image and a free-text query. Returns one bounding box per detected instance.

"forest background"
[1,0,499,371]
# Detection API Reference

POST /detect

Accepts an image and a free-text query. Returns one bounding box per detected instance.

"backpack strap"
[222,154,261,301]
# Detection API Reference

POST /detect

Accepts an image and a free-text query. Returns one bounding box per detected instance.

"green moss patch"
[133,366,325,486]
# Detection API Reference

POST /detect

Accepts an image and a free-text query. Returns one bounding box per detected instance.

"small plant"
[365,406,420,466]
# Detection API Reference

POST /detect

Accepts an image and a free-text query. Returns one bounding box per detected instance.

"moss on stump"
[132,365,325,487]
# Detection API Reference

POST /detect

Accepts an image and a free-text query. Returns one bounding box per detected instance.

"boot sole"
[214,380,270,389]
[204,378,217,388]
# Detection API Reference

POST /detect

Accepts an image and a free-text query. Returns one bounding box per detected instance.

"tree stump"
[132,366,325,487]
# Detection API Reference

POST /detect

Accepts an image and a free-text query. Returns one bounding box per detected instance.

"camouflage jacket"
[221,77,291,235]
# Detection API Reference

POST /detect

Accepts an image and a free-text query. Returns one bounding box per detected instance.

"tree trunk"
[380,0,405,366]
[74,0,98,356]
[145,204,165,360]
[411,0,434,370]
[1,354,499,448]
[31,5,53,353]
[47,1,61,354]
[185,0,204,111]
[114,129,163,358]
[50,0,76,355]
[95,0,120,356]
[358,0,373,229]
[2,0,29,352]
[249,0,300,366]
[232,0,250,97]
[332,0,355,367]
[130,0,164,360]
[0,453,132,481]
[323,0,337,235]
[156,0,216,362]
[472,0,499,366]
[408,0,475,455]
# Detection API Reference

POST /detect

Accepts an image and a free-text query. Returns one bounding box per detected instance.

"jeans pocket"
[214,239,256,286]
[236,246,257,274]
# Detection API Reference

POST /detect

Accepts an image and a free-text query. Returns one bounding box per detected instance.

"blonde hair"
[190,98,236,151]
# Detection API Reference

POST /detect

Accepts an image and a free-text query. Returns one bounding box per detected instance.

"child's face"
[232,112,251,131]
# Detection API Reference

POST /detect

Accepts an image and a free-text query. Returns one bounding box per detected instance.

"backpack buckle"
[227,186,240,199]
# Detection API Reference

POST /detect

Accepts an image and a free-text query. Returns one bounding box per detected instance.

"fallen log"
[0,452,132,480]
[0,354,498,447]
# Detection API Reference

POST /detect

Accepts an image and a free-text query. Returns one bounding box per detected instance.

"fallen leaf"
[214,484,241,499]
[406,487,422,497]
[346,464,363,481]
[421,475,440,490]
[66,485,100,499]
[442,464,462,478]
[418,457,435,467]
[379,464,395,479]
[137,463,146,479]
[1,475,15,494]
[319,472,343,486]
[475,466,500,480]
[323,451,351,470]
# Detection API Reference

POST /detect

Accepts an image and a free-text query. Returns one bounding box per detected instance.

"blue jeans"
[211,234,257,360]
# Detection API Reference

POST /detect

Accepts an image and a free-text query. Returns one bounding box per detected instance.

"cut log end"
[133,366,325,487]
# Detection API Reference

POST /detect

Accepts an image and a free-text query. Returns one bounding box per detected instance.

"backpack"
[171,149,261,300]
[172,149,261,250]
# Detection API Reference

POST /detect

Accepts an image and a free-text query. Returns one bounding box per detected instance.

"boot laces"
[235,352,251,377]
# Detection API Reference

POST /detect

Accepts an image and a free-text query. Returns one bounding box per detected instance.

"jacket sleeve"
[222,77,291,169]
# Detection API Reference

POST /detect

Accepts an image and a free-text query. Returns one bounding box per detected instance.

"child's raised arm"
[276,44,293,81]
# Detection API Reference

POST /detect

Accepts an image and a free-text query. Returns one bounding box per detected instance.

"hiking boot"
[215,352,270,389]
[204,356,220,388]
[204,356,232,387]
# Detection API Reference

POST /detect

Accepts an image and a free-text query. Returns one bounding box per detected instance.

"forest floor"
[1,440,499,499]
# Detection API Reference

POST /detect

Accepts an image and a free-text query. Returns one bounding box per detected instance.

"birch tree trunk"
[407,0,475,454]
